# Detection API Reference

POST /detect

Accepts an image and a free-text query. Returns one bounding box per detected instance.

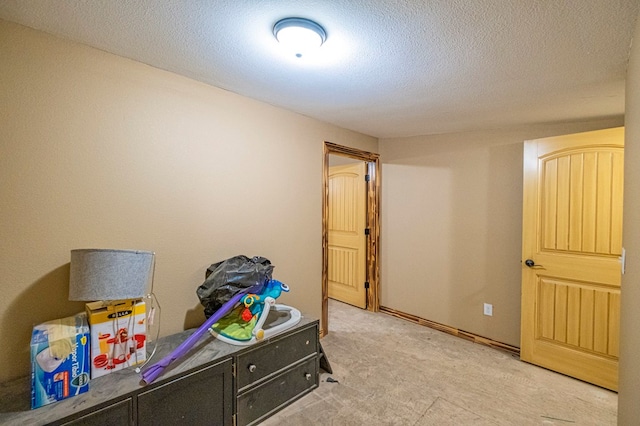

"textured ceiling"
[0,1,638,138]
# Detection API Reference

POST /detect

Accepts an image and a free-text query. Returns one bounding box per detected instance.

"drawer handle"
[248,364,257,373]
[305,373,311,381]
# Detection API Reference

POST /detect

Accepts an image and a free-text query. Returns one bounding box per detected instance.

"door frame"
[322,141,380,336]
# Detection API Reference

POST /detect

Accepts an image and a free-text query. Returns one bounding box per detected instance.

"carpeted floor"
[260,299,617,425]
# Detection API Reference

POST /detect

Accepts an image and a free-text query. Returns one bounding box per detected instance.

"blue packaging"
[30,312,90,409]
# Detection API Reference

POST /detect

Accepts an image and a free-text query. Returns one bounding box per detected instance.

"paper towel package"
[30,313,90,409]
[86,300,146,378]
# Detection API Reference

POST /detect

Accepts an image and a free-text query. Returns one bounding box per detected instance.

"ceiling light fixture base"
[273,17,327,58]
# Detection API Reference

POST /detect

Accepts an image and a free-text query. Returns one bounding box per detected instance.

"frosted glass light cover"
[69,249,153,301]
[277,26,323,54]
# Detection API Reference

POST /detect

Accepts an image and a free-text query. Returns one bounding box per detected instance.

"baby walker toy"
[208,279,301,345]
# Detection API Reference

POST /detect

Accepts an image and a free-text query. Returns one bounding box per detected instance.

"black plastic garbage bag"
[196,255,274,318]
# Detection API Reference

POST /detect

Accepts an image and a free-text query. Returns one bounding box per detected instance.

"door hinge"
[364,228,370,235]
[364,281,370,289]
[365,174,370,182]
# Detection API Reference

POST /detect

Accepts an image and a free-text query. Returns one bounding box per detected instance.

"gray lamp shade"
[69,249,154,301]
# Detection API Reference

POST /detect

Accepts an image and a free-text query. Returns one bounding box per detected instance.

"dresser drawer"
[60,398,132,425]
[137,359,233,426]
[236,357,318,426]
[236,323,318,390]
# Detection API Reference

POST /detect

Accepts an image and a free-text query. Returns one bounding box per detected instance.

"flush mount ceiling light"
[273,17,327,58]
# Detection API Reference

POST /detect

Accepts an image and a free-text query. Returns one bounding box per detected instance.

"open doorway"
[322,141,380,336]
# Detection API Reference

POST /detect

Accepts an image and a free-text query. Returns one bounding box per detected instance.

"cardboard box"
[30,312,90,409]
[86,300,146,378]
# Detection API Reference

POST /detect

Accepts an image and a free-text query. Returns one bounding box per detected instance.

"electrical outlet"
[483,303,493,316]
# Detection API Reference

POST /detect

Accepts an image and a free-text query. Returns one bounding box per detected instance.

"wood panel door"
[328,162,367,309]
[521,127,624,391]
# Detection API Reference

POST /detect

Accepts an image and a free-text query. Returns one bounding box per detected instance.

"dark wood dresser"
[0,317,319,426]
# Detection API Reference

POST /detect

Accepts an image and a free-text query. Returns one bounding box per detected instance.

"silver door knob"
[248,364,257,373]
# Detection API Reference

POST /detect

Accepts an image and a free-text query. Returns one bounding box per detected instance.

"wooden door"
[521,127,624,391]
[328,162,367,308]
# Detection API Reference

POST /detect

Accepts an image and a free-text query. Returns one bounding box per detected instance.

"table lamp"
[69,248,160,374]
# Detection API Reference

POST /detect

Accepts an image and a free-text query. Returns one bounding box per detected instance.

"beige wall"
[0,20,377,382]
[618,12,640,424]
[379,119,623,347]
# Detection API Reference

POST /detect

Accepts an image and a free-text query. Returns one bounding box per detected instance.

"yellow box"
[85,300,146,378]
